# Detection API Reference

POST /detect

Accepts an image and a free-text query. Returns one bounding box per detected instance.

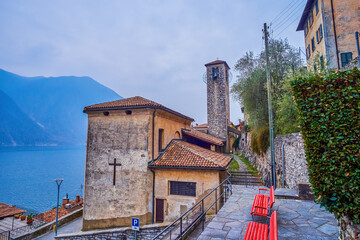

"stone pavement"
[35,217,83,240]
[198,185,339,240]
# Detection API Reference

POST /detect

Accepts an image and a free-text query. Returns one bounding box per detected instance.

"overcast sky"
[0,0,307,124]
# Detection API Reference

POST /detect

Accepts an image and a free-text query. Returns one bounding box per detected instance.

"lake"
[0,146,85,213]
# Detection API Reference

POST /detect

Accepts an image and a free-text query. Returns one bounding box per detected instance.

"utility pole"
[356,32,360,69]
[263,23,276,189]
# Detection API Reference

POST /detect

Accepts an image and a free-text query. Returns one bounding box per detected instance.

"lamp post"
[54,179,63,236]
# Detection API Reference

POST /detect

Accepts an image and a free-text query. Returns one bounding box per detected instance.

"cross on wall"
[109,158,122,185]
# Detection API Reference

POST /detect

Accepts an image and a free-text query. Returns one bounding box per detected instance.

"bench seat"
[251,194,269,217]
[244,221,268,240]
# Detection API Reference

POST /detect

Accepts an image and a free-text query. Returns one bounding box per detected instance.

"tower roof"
[205,60,230,69]
[83,96,194,121]
[149,139,232,170]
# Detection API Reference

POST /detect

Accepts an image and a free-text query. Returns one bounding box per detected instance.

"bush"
[250,126,269,155]
[292,68,360,223]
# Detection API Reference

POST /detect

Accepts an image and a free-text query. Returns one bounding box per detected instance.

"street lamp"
[54,179,64,236]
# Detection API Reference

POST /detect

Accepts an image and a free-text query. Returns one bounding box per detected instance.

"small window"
[305,22,308,36]
[170,181,196,197]
[175,131,180,139]
[212,67,219,80]
[320,56,325,70]
[311,38,315,52]
[125,110,132,115]
[341,52,353,68]
[307,45,311,59]
[309,11,314,27]
[315,0,319,14]
[158,129,164,152]
[316,30,319,43]
[319,24,323,40]
[314,64,317,72]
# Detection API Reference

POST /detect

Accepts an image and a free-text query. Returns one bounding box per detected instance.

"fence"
[152,177,232,240]
[0,231,10,240]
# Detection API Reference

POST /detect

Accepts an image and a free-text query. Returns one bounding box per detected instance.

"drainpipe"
[151,109,156,223]
[281,142,285,188]
[330,0,340,69]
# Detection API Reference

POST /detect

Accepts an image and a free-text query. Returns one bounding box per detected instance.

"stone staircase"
[229,171,263,186]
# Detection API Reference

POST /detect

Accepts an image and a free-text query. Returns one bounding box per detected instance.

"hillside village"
[0,0,360,240]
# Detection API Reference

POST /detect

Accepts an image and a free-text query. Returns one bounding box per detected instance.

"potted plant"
[27,213,35,225]
[20,215,26,221]
[14,214,21,219]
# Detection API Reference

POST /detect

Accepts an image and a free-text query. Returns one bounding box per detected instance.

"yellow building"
[149,139,231,223]
[297,0,360,70]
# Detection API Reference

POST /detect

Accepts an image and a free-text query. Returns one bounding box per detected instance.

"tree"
[231,39,304,152]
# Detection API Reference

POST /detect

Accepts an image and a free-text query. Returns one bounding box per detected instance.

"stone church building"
[82,60,236,230]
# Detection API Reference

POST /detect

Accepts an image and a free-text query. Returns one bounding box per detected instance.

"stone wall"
[338,216,360,240]
[55,224,166,240]
[206,62,230,151]
[237,132,309,189]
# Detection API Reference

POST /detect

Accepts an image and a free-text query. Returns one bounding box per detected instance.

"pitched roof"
[182,128,224,146]
[297,0,315,31]
[83,96,194,121]
[193,123,208,128]
[0,203,26,218]
[149,140,232,169]
[205,60,230,69]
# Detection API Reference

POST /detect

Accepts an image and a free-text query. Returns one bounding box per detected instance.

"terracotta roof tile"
[193,123,208,128]
[0,203,26,218]
[182,128,224,146]
[83,96,194,121]
[149,140,232,169]
[205,60,230,69]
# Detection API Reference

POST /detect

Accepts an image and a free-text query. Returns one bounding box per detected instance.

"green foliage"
[250,126,269,155]
[228,158,240,171]
[237,154,258,172]
[292,68,360,224]
[233,136,241,150]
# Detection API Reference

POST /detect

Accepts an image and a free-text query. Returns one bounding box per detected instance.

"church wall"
[153,169,220,222]
[83,109,154,230]
[153,110,192,158]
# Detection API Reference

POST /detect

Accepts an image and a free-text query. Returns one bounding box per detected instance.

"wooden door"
[156,199,164,223]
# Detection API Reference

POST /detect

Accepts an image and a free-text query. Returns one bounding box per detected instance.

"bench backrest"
[269,211,278,240]
[269,186,275,208]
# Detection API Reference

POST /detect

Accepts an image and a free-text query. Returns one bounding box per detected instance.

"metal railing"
[152,177,232,240]
[0,231,10,240]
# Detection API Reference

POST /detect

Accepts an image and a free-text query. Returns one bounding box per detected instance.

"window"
[315,0,319,14]
[314,64,317,72]
[309,10,314,27]
[317,25,323,43]
[158,129,164,152]
[175,131,180,139]
[305,22,309,36]
[311,38,315,52]
[307,44,311,59]
[316,30,319,43]
[320,56,325,71]
[170,181,196,197]
[341,52,353,68]
[319,24,323,39]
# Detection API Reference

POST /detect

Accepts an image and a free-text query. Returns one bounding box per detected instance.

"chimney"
[62,194,69,207]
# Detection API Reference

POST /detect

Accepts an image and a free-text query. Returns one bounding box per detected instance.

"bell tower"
[205,60,230,152]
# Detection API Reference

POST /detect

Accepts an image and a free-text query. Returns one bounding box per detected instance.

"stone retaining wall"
[55,224,167,240]
[237,132,309,189]
[338,216,360,240]
[14,208,83,240]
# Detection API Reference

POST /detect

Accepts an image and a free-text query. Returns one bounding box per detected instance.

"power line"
[272,0,306,32]
[274,13,303,38]
[271,0,298,24]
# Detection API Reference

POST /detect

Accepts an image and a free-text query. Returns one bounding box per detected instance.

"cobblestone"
[198,185,339,240]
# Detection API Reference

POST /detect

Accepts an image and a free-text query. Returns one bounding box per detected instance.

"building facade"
[297,0,360,70]
[82,96,193,230]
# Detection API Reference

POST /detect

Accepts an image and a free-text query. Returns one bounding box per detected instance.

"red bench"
[251,186,275,220]
[244,211,278,240]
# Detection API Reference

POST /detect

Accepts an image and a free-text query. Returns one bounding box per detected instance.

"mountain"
[0,90,56,146]
[0,69,122,146]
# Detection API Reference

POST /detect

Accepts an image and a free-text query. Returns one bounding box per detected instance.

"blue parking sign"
[132,217,140,231]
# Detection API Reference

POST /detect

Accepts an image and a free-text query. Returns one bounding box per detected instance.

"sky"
[0,0,307,124]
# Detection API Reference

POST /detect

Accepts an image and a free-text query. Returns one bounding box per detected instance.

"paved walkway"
[232,154,248,171]
[35,217,83,240]
[198,186,339,240]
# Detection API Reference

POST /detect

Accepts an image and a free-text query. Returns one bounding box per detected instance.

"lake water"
[0,146,85,213]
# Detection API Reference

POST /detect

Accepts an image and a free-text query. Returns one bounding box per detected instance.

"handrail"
[152,177,232,240]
